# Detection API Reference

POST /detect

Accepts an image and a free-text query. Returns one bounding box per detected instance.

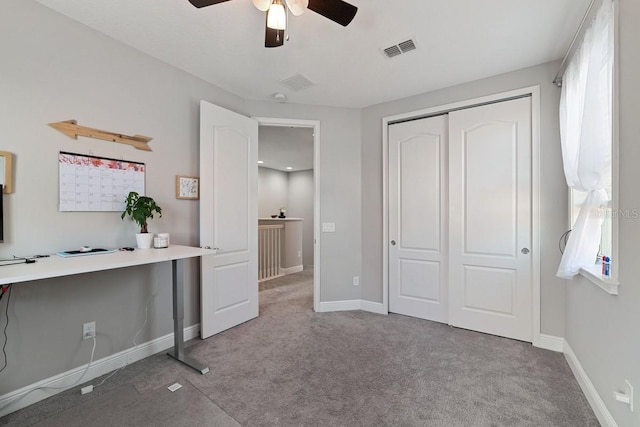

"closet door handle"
[390,240,396,246]
[521,248,530,254]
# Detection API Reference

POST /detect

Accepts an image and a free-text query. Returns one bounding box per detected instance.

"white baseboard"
[564,341,618,427]
[281,265,303,275]
[536,334,565,352]
[318,299,387,315]
[318,300,361,312]
[360,300,387,315]
[0,324,200,418]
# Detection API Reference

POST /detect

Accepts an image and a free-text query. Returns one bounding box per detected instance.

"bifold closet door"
[448,97,532,342]
[388,115,448,323]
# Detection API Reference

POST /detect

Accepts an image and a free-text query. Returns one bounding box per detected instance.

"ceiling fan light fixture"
[284,0,308,16]
[252,0,271,12]
[267,0,287,30]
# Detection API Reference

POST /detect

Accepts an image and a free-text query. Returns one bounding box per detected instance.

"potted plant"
[121,191,162,249]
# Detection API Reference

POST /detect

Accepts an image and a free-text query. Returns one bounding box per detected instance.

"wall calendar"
[59,152,145,212]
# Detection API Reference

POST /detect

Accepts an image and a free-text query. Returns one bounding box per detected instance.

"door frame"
[254,117,321,312]
[382,86,542,346]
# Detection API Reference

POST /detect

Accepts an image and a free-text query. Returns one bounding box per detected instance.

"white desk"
[0,245,215,374]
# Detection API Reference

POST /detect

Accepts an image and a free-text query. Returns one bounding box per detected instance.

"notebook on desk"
[56,248,115,257]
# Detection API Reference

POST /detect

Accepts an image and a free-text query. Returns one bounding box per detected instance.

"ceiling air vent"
[383,45,402,58]
[398,39,416,53]
[280,73,314,91]
[382,38,417,59]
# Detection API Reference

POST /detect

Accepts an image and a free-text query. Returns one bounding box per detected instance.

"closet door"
[449,97,532,342]
[388,115,448,323]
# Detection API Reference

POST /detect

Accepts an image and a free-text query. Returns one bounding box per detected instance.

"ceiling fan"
[188,0,358,48]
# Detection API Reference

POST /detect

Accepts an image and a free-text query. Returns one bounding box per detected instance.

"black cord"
[559,230,572,254]
[0,259,37,267]
[0,285,11,375]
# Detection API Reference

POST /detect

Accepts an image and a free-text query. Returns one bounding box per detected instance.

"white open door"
[388,115,448,323]
[199,100,258,339]
[448,97,532,342]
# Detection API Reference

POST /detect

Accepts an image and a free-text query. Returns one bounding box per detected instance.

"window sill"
[579,265,619,295]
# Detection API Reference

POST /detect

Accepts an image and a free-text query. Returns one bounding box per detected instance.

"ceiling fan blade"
[252,0,271,12]
[284,0,309,16]
[265,13,285,48]
[188,0,231,8]
[307,0,357,26]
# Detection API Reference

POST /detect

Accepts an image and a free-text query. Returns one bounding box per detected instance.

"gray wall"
[258,167,288,218]
[361,61,568,337]
[564,1,640,425]
[0,0,246,394]
[288,170,314,267]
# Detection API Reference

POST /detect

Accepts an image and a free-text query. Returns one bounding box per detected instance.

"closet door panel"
[389,115,448,323]
[449,97,532,342]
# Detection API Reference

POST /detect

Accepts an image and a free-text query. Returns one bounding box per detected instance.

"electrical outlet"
[83,322,96,340]
[322,223,336,233]
[353,276,360,286]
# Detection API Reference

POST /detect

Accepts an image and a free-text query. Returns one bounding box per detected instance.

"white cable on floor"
[0,335,97,412]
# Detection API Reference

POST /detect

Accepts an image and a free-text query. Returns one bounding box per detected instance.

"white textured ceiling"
[259,126,314,172]
[34,0,590,108]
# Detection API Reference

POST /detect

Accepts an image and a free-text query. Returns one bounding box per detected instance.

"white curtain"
[557,0,613,279]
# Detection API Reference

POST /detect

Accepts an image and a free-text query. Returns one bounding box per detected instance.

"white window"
[557,0,616,281]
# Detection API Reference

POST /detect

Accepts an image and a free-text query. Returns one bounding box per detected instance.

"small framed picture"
[176,175,199,200]
[0,151,13,194]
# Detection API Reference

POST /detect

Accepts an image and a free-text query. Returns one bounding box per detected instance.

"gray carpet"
[1,269,598,426]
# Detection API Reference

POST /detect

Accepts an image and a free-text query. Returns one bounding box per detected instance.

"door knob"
[390,240,396,246]
[521,248,530,254]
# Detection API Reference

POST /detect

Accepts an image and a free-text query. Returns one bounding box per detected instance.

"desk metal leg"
[167,259,210,374]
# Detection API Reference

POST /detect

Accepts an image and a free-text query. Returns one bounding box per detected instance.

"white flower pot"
[135,233,154,249]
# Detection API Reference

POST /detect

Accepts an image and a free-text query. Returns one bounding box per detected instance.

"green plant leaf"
[121,191,162,233]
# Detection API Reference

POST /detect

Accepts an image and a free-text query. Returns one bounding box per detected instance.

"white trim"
[610,0,620,281]
[360,300,386,315]
[317,300,361,312]
[382,113,390,315]
[536,334,565,352]
[0,324,200,418]
[317,300,386,314]
[383,87,542,124]
[564,341,618,427]
[254,117,321,312]
[382,86,542,345]
[530,86,542,347]
[579,265,620,295]
[280,265,304,275]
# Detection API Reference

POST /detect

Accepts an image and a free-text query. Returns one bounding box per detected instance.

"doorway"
[256,117,321,312]
[383,88,541,344]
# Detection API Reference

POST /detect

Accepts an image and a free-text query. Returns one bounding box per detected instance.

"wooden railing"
[258,224,284,281]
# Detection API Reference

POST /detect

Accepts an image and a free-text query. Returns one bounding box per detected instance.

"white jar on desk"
[154,233,169,248]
